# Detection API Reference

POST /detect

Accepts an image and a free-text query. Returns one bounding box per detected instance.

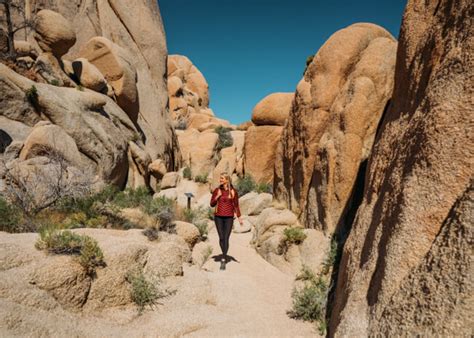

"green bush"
[288,271,328,334]
[76,84,84,91]
[193,173,208,183]
[126,268,161,314]
[0,196,22,233]
[235,175,256,196]
[183,166,192,180]
[25,85,38,105]
[256,182,272,194]
[207,207,214,220]
[35,226,105,273]
[215,126,233,150]
[194,220,209,240]
[113,186,151,209]
[295,265,317,283]
[303,54,315,75]
[322,235,338,274]
[49,79,60,86]
[283,227,307,245]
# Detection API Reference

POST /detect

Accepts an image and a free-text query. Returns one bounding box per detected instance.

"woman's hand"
[238,217,243,225]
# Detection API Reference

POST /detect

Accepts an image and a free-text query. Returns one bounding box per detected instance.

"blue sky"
[159,0,407,125]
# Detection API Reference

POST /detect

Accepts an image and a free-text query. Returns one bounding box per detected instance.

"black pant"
[214,216,233,258]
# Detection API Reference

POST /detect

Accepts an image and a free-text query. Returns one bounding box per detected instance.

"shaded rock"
[330,5,474,336]
[251,92,293,126]
[34,52,75,87]
[148,158,167,179]
[79,37,138,121]
[71,57,107,92]
[244,125,283,184]
[34,9,76,57]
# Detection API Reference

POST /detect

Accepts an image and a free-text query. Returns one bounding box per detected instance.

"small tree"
[0,0,34,60]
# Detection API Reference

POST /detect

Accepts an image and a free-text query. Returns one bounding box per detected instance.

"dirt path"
[139,226,318,337]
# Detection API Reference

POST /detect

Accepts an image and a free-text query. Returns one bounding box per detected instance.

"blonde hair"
[220,172,235,199]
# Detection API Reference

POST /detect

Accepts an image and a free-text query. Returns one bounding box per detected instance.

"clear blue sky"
[159,0,407,125]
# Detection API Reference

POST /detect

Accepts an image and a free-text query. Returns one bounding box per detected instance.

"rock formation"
[274,23,397,234]
[330,1,473,335]
[244,92,294,184]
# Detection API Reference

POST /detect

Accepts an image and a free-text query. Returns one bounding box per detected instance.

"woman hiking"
[210,172,243,270]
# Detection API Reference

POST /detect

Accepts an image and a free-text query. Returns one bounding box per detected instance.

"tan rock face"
[79,37,138,121]
[177,128,218,177]
[330,2,474,336]
[251,92,294,126]
[274,23,397,233]
[34,9,76,57]
[244,125,283,184]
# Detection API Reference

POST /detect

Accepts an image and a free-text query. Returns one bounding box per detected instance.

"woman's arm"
[210,188,220,207]
[233,189,242,218]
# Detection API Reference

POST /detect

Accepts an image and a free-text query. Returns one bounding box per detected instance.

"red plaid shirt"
[210,187,241,217]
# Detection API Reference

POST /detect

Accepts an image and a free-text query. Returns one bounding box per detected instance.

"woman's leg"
[222,216,233,258]
[214,216,226,256]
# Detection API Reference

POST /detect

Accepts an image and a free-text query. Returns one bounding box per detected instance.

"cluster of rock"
[0,3,179,202]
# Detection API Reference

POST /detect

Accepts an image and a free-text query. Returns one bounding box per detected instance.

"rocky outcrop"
[274,23,397,234]
[15,0,180,169]
[330,2,474,336]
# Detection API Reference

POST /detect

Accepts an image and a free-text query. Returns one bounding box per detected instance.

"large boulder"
[71,58,107,93]
[244,125,283,184]
[251,92,294,126]
[274,23,397,234]
[34,10,76,57]
[239,192,273,216]
[330,3,474,336]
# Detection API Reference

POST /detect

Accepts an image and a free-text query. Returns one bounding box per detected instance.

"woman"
[210,172,243,270]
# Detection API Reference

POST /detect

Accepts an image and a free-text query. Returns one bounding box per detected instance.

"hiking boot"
[220,259,226,270]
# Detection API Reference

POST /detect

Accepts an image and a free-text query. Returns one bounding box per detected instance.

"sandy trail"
[140,226,317,337]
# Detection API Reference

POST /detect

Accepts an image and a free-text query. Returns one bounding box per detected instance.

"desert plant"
[126,268,162,314]
[25,84,38,105]
[194,220,209,240]
[295,265,317,283]
[322,235,339,275]
[256,182,272,194]
[112,186,151,209]
[303,54,315,75]
[235,175,256,197]
[207,207,214,220]
[283,227,307,245]
[35,226,105,273]
[76,84,84,91]
[288,272,328,334]
[49,79,60,86]
[183,166,192,179]
[193,173,208,183]
[142,227,159,241]
[215,126,233,150]
[0,196,22,232]
[198,245,213,269]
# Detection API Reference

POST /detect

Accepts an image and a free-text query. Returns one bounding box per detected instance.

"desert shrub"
[25,85,38,105]
[126,268,162,314]
[235,175,256,196]
[283,227,307,245]
[215,126,233,150]
[207,207,214,220]
[76,84,84,91]
[256,182,272,194]
[183,166,192,179]
[194,220,209,240]
[0,196,22,232]
[198,245,213,269]
[193,173,208,183]
[35,226,105,273]
[322,235,339,275]
[49,79,60,86]
[142,227,159,241]
[113,186,151,209]
[288,268,328,335]
[303,54,315,75]
[296,265,317,283]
